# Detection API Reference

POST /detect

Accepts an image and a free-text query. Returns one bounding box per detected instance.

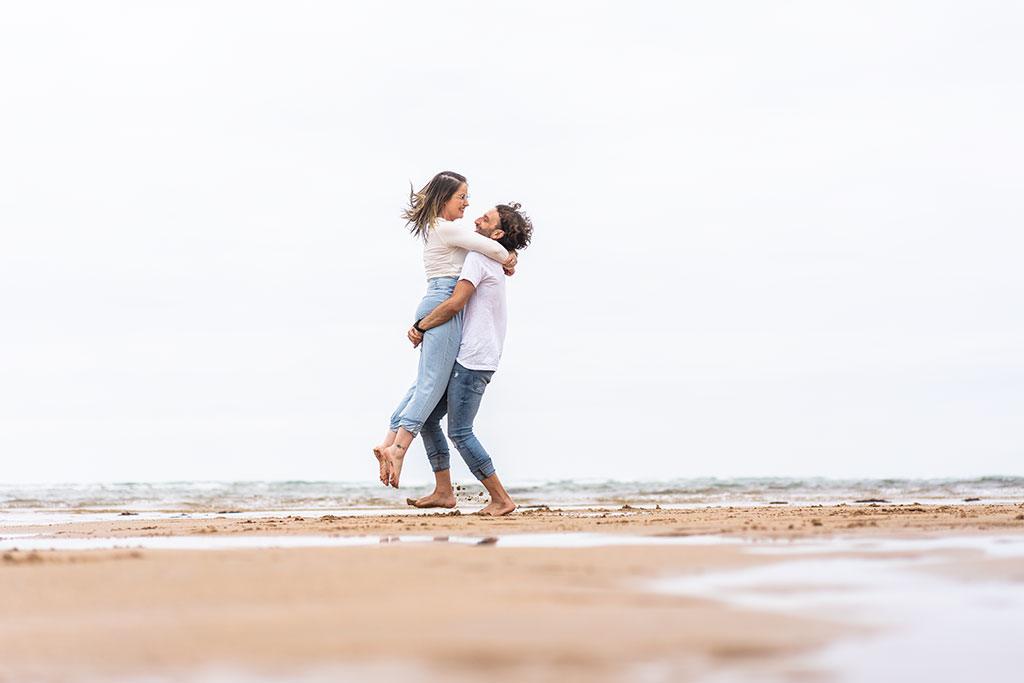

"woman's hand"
[503,250,518,276]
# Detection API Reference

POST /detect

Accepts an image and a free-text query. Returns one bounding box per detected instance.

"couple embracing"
[372,171,533,516]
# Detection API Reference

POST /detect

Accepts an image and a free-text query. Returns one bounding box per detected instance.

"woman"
[373,171,515,488]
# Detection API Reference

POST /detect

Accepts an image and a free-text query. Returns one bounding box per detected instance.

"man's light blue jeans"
[420,362,496,481]
[388,277,463,436]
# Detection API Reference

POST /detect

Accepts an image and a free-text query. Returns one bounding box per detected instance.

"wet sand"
[2,503,1023,682]
[6,500,1024,539]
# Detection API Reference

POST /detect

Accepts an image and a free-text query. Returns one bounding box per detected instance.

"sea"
[1,477,1022,526]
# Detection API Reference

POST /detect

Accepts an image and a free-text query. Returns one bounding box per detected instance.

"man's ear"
[493,229,505,241]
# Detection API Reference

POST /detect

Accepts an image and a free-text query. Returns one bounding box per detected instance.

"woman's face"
[439,183,469,221]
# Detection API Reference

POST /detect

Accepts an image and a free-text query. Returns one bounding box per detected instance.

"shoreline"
[4,501,1023,540]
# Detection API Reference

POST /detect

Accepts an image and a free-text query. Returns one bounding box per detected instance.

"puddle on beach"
[4,528,1024,557]
[0,531,746,552]
[652,535,1024,683]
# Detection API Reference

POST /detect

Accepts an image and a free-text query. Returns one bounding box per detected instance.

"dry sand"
[2,503,1023,682]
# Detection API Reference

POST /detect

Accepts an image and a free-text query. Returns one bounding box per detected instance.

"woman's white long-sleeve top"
[422,218,509,279]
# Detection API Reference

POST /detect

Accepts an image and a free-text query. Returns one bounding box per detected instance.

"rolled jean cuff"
[471,462,496,481]
[398,418,425,436]
[389,385,415,433]
[429,455,451,473]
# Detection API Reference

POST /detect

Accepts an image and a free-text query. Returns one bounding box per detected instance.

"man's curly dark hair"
[495,202,533,252]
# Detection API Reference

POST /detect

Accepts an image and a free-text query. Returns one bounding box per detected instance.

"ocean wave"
[1,477,1022,513]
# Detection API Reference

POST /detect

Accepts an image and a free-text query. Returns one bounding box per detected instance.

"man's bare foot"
[384,444,406,488]
[372,446,391,486]
[477,500,517,516]
[407,491,457,508]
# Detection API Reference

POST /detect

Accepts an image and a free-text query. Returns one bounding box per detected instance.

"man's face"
[474,208,502,238]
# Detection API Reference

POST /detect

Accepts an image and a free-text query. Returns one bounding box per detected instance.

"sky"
[1,1,1022,485]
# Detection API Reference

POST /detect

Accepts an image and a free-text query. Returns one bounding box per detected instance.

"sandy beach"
[3,503,1024,682]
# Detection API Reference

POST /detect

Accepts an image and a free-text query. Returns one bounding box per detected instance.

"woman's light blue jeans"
[420,362,496,481]
[388,277,463,436]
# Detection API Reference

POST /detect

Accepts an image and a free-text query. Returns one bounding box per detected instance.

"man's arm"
[408,279,476,346]
[420,280,476,330]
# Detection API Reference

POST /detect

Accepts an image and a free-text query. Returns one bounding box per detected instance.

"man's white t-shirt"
[456,250,507,371]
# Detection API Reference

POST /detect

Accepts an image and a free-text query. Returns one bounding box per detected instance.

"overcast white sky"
[2,1,1021,485]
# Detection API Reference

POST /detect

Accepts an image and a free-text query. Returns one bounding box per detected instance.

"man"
[387,202,533,516]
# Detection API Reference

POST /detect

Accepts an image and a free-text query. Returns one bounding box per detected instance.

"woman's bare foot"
[384,444,406,488]
[477,500,517,516]
[407,491,457,508]
[372,431,397,486]
[372,446,391,485]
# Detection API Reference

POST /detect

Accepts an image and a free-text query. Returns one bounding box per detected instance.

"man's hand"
[503,250,518,277]
[408,326,424,347]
